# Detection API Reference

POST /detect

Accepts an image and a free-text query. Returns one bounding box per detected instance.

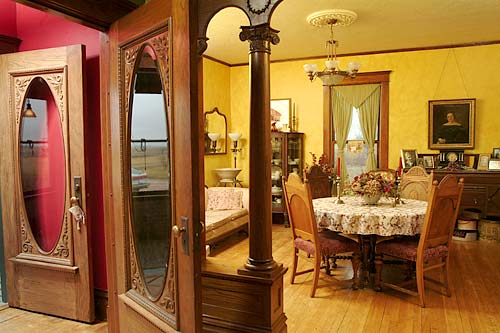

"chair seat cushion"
[377,238,449,262]
[294,231,359,257]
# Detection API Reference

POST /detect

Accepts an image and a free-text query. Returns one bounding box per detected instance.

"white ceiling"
[204,0,500,65]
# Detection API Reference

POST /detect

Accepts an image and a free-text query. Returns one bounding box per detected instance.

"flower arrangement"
[349,172,396,198]
[444,161,466,172]
[308,152,335,177]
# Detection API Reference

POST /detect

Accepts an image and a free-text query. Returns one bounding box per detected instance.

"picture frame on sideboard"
[488,159,500,170]
[423,155,435,168]
[477,154,490,170]
[401,149,418,169]
[492,147,500,159]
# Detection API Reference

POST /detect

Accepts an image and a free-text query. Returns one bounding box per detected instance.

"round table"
[313,196,428,289]
[313,196,428,237]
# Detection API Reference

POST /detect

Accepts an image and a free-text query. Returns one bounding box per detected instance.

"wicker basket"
[457,218,478,231]
[478,217,500,242]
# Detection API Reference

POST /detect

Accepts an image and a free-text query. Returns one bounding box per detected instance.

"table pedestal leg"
[374,253,383,291]
[358,236,371,289]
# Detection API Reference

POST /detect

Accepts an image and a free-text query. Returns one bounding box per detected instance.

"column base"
[202,259,288,333]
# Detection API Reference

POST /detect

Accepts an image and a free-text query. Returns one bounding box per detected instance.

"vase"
[362,194,382,205]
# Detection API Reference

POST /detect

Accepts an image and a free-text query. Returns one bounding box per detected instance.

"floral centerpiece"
[349,172,396,204]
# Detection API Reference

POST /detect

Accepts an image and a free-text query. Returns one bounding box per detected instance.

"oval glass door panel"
[20,77,66,253]
[129,45,171,299]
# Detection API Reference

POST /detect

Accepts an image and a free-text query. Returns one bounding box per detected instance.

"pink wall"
[0,0,16,36]
[15,4,106,290]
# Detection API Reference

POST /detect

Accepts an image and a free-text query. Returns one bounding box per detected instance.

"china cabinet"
[271,132,304,223]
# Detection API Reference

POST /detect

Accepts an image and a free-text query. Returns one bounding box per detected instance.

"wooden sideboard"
[433,170,500,217]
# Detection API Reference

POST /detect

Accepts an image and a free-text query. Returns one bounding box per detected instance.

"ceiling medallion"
[247,0,271,15]
[307,9,358,27]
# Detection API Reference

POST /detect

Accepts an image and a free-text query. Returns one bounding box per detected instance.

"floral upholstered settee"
[204,187,249,246]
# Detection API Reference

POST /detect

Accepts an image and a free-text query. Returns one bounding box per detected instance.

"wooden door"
[102,0,202,332]
[0,45,94,322]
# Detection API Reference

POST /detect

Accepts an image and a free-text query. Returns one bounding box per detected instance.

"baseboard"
[94,288,108,322]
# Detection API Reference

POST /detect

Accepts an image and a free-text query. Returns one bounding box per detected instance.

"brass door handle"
[172,225,186,238]
[68,196,86,231]
[70,196,79,206]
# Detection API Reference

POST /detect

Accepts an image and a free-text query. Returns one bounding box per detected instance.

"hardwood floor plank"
[0,307,107,333]
[211,225,500,333]
[1,225,499,332]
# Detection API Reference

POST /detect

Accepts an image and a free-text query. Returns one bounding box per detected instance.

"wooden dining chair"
[304,165,357,269]
[303,165,331,199]
[374,175,464,307]
[400,166,433,201]
[282,173,361,297]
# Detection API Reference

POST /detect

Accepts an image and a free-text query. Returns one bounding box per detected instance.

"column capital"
[239,23,280,53]
[197,37,209,56]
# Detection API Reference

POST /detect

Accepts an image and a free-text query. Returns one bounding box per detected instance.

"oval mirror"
[20,77,65,253]
[204,107,227,155]
[129,45,171,299]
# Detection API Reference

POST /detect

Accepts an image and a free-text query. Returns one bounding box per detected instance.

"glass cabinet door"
[287,135,303,177]
[271,134,284,210]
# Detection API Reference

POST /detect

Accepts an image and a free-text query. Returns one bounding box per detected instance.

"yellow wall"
[203,58,233,186]
[227,44,500,178]
[204,44,500,184]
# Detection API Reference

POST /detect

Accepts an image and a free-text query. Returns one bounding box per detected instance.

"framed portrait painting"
[270,98,291,132]
[428,98,475,149]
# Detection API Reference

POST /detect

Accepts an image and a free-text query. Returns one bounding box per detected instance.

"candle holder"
[334,175,344,204]
[392,174,404,206]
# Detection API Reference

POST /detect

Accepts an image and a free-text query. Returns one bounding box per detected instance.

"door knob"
[172,225,186,238]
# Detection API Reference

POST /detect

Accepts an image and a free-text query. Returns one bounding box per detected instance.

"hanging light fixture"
[303,9,361,86]
[23,99,37,118]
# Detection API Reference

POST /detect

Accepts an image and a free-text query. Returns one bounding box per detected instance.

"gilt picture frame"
[428,98,475,150]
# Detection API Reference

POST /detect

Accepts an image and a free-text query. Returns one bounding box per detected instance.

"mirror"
[204,107,227,155]
[20,77,65,253]
[129,44,171,299]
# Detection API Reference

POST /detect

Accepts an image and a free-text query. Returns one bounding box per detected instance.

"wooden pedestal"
[202,258,288,333]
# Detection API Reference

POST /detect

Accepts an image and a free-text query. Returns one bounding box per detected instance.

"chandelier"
[303,10,361,86]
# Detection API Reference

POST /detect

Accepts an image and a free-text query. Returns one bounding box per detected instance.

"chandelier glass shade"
[303,9,361,86]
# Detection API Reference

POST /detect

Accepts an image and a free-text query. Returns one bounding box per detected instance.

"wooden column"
[239,23,279,272]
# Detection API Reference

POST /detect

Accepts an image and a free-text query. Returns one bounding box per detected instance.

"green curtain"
[333,84,381,173]
[332,89,353,186]
[358,86,381,171]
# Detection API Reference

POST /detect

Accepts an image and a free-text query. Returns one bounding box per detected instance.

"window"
[323,71,390,181]
[334,107,379,180]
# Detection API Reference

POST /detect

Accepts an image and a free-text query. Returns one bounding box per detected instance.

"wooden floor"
[210,225,500,333]
[1,225,499,332]
[0,307,107,332]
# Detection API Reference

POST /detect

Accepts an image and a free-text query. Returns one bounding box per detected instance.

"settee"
[204,187,249,247]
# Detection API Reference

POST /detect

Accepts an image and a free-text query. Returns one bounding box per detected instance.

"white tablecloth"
[313,196,428,237]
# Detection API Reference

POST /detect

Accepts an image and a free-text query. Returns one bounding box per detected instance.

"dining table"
[312,195,428,288]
